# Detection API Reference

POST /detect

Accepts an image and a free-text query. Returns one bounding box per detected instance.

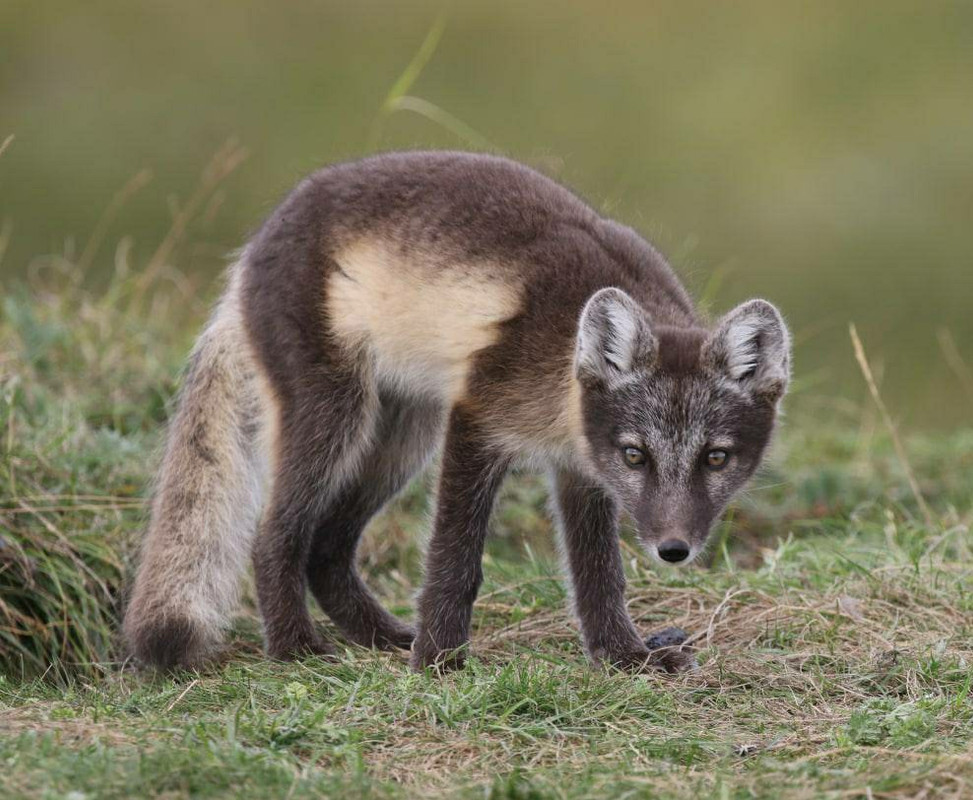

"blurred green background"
[2,0,971,428]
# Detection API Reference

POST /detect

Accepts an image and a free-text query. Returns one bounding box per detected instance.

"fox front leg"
[550,468,696,674]
[411,408,509,672]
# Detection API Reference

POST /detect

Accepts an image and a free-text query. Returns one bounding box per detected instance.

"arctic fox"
[123,151,790,674]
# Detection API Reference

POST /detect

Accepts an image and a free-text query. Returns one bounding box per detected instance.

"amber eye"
[623,447,647,467]
[706,449,729,470]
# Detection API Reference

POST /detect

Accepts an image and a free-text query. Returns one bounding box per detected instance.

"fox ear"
[575,288,657,386]
[704,299,791,401]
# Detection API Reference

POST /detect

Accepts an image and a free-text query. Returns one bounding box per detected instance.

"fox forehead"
[608,374,755,452]
[654,326,707,374]
[604,325,763,445]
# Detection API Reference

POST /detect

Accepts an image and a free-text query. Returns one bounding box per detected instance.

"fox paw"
[377,621,417,651]
[410,640,468,674]
[600,646,697,674]
[343,620,416,651]
[602,647,658,673]
[266,632,335,661]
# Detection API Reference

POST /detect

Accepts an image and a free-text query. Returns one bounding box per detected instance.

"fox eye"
[706,449,729,470]
[623,447,647,467]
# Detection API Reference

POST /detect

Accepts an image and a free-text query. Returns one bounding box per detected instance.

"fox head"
[574,287,791,566]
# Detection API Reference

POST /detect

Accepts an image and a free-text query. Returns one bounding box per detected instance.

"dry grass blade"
[937,327,973,407]
[388,96,498,151]
[77,169,154,273]
[849,323,935,529]
[164,678,199,712]
[367,12,447,150]
[132,139,248,305]
[0,134,14,159]
[0,217,12,272]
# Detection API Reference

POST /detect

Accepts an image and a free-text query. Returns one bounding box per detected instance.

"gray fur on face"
[576,289,790,563]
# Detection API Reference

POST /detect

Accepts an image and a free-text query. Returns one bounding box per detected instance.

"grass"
[2,250,972,798]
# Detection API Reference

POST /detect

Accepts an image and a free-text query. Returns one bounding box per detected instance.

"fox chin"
[122,151,790,675]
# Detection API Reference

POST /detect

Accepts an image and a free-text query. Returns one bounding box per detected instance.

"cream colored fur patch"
[328,240,522,402]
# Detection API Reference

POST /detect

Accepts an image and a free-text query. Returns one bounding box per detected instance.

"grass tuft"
[0,267,193,678]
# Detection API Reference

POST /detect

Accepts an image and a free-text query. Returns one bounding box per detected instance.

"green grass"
[2,265,972,799]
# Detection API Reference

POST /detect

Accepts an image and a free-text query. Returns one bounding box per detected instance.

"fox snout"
[656,538,692,563]
[637,518,702,565]
[642,533,699,566]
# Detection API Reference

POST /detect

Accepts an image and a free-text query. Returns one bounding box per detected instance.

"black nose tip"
[657,539,691,563]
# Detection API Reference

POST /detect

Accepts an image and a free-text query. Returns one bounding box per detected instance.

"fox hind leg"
[306,389,443,650]
[252,364,379,661]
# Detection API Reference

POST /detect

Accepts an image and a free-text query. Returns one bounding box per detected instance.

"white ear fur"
[575,288,657,385]
[705,299,791,400]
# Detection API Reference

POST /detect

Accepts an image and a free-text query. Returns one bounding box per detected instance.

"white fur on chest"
[327,240,522,403]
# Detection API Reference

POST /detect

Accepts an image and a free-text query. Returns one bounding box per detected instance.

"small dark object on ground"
[645,626,690,650]
[645,626,698,671]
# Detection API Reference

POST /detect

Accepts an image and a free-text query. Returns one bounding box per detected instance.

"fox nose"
[657,539,691,563]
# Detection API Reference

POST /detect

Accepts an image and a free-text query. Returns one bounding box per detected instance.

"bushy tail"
[123,268,266,669]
